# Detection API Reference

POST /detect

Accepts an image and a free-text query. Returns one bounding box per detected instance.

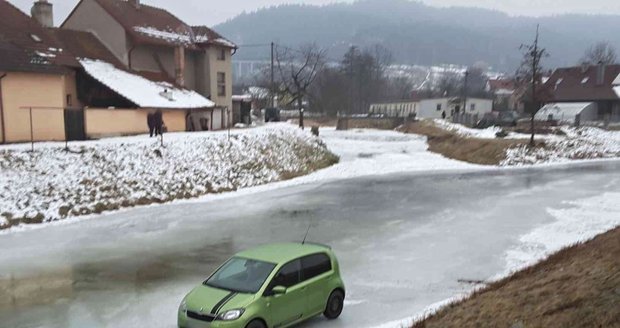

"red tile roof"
[94,0,193,47]
[544,65,620,102]
[82,0,236,49]
[45,28,125,67]
[0,0,72,74]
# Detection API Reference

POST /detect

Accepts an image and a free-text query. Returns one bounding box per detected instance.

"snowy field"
[0,125,335,229]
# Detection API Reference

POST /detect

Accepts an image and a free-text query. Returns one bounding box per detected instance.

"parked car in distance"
[264,108,281,122]
[178,243,346,328]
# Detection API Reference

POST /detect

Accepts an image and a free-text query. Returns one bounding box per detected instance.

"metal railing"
[18,106,83,152]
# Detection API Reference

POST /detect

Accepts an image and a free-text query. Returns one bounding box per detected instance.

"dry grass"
[398,121,528,165]
[412,227,620,328]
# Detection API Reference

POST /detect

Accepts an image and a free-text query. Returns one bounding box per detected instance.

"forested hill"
[214,0,620,71]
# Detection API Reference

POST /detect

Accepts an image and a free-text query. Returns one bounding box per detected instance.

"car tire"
[323,290,344,320]
[246,319,267,328]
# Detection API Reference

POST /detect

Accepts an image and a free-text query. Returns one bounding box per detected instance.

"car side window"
[301,253,332,281]
[270,259,301,288]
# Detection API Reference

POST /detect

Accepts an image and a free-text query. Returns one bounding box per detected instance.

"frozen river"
[1,161,620,328]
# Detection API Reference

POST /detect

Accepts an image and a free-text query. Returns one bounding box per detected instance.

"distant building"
[369,101,418,118]
[486,78,518,111]
[536,103,598,125]
[543,63,620,123]
[418,97,492,119]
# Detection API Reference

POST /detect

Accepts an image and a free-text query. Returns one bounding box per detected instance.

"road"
[1,161,619,328]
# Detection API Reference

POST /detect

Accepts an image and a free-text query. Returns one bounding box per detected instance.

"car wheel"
[324,290,344,319]
[245,319,266,328]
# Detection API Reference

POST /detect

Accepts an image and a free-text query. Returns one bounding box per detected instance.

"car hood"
[185,285,256,315]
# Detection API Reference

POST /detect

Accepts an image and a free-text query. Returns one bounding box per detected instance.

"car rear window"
[301,253,332,281]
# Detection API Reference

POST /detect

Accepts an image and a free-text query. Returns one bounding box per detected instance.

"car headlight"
[179,300,187,313]
[217,308,245,321]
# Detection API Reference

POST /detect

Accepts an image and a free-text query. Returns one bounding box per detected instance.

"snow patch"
[501,192,620,276]
[133,26,192,44]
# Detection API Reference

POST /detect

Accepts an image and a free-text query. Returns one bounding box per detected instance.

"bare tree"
[435,71,462,97]
[516,24,549,147]
[579,41,617,66]
[275,44,326,129]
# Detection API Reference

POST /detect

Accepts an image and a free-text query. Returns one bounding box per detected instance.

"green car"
[178,243,346,328]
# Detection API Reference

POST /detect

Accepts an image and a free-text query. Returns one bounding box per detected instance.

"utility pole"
[462,70,469,115]
[271,42,275,108]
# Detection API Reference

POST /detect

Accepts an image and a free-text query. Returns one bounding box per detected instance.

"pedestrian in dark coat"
[154,110,163,136]
[147,113,156,137]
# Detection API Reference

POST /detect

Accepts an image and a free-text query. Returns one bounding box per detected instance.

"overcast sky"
[10,0,620,27]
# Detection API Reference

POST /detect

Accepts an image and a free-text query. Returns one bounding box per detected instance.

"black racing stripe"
[211,292,237,315]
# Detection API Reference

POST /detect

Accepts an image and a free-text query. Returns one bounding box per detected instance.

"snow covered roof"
[191,26,237,48]
[232,94,252,102]
[133,26,193,44]
[79,59,214,109]
[536,102,593,121]
[614,86,620,98]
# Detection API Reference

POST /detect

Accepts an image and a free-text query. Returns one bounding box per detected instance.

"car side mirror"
[271,286,287,296]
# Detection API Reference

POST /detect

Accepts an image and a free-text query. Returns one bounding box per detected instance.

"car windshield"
[204,257,276,294]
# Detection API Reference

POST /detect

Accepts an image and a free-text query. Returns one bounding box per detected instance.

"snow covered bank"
[503,127,620,165]
[0,125,337,229]
[501,192,620,277]
[432,119,620,166]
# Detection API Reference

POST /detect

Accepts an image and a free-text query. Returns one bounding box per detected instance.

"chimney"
[596,61,605,86]
[174,46,185,87]
[129,0,141,9]
[31,0,53,28]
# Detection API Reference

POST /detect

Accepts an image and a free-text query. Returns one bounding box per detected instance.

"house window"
[470,103,476,111]
[436,104,442,111]
[217,72,226,96]
[217,48,226,61]
[66,94,73,107]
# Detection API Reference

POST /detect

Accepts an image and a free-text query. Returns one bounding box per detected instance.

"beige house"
[0,0,76,143]
[0,0,226,144]
[61,0,236,128]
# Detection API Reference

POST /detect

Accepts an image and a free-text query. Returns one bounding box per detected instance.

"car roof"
[235,243,331,264]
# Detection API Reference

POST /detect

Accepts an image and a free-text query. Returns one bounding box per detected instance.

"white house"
[418,97,493,119]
